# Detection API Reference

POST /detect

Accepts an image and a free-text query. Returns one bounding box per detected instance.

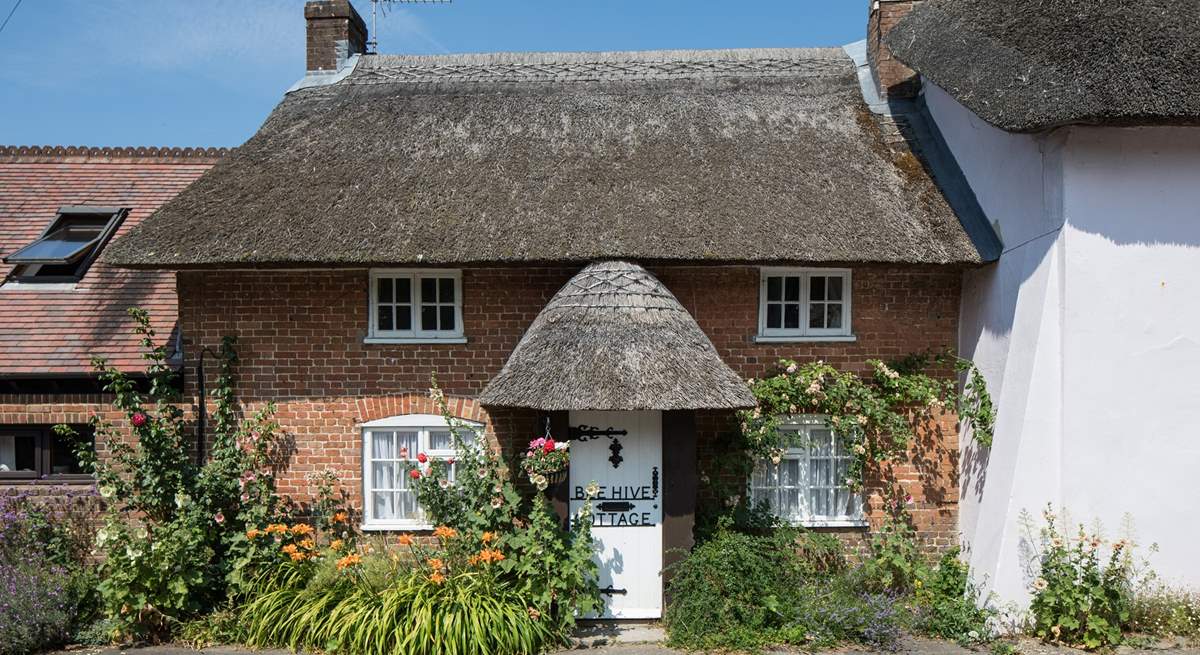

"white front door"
[568,410,663,619]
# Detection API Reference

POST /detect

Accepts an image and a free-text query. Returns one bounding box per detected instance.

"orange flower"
[429,571,446,585]
[333,511,349,523]
[433,525,457,540]
[281,544,299,555]
[427,557,445,570]
[396,534,414,546]
[246,528,262,540]
[478,549,505,564]
[299,538,316,551]
[330,539,345,552]
[467,554,481,566]
[289,551,307,562]
[480,531,497,544]
[336,554,362,571]
[290,523,314,536]
[266,523,288,534]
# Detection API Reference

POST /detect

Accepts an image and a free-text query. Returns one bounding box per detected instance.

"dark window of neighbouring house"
[3,207,127,283]
[0,425,93,481]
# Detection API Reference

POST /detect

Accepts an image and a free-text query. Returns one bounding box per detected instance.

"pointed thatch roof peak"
[479,261,755,411]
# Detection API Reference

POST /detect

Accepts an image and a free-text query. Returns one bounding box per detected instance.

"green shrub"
[1027,506,1132,650]
[664,526,809,650]
[1129,582,1200,638]
[912,548,992,644]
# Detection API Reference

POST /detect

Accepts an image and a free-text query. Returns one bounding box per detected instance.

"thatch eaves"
[478,261,755,411]
[885,0,1200,133]
[103,48,983,268]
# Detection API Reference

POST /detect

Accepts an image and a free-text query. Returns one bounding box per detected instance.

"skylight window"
[3,207,126,283]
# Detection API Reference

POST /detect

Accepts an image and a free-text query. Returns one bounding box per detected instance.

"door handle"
[599,586,628,596]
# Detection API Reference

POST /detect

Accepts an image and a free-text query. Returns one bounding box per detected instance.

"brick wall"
[868,0,922,99]
[177,264,962,547]
[305,0,367,72]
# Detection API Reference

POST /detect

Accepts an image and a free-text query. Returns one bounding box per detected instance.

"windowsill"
[754,334,857,344]
[361,521,433,532]
[793,518,869,529]
[363,336,468,345]
[0,281,80,292]
[0,477,96,486]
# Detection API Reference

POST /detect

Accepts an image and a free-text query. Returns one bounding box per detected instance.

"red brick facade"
[178,264,962,547]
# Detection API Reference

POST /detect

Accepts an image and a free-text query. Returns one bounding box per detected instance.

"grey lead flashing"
[843,40,1002,263]
[286,53,363,94]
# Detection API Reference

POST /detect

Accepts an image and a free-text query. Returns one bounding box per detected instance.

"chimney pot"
[868,0,921,99]
[305,0,368,73]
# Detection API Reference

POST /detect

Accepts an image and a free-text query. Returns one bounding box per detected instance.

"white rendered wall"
[926,81,1200,604]
[1059,127,1200,589]
[924,82,1066,605]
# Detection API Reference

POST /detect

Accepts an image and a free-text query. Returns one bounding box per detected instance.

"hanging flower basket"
[522,437,569,491]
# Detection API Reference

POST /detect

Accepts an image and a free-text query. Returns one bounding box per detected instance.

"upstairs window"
[757,268,852,340]
[368,269,464,343]
[3,207,127,283]
[748,416,863,527]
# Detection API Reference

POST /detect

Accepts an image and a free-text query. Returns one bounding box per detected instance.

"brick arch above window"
[352,394,488,428]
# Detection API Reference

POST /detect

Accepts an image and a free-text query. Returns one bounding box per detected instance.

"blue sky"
[0,1,867,148]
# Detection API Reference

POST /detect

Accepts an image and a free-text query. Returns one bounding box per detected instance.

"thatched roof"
[103,48,984,268]
[886,0,1200,133]
[479,261,755,411]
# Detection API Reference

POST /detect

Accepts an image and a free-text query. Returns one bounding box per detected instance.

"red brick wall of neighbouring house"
[176,264,962,549]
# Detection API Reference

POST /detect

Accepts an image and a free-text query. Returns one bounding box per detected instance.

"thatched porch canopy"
[479,261,755,412]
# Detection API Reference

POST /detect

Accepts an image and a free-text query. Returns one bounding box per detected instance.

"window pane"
[766,276,782,301]
[766,303,782,329]
[372,461,396,491]
[827,304,843,329]
[378,305,394,332]
[371,431,396,458]
[421,277,437,302]
[809,303,825,329]
[396,278,412,304]
[373,490,396,520]
[377,277,393,303]
[439,305,455,331]
[421,306,438,331]
[396,305,412,331]
[51,430,87,475]
[428,430,452,451]
[784,276,801,302]
[810,276,826,301]
[784,303,800,329]
[0,434,37,473]
[827,276,843,301]
[438,278,454,303]
[5,224,102,264]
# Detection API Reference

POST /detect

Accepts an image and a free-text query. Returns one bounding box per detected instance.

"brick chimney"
[868,0,921,99]
[305,0,368,73]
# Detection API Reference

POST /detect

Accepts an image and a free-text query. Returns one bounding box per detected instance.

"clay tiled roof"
[0,146,225,376]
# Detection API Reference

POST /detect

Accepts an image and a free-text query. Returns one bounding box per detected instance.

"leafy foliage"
[912,548,992,645]
[1027,505,1133,650]
[61,309,287,641]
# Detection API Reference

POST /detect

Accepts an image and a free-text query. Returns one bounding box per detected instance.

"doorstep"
[571,620,667,648]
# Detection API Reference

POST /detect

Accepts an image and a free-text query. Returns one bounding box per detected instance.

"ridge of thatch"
[479,261,755,411]
[885,0,1200,133]
[103,47,983,268]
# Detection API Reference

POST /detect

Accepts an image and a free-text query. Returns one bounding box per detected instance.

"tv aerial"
[366,0,451,54]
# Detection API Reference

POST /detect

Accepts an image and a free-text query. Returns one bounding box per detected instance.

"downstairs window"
[748,416,864,527]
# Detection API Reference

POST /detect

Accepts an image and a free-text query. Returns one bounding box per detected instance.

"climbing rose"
[416,452,428,464]
[409,469,421,480]
[131,412,147,427]
[214,511,225,524]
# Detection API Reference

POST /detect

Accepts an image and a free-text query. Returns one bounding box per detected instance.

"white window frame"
[755,267,854,342]
[748,415,865,528]
[360,414,482,530]
[366,269,466,344]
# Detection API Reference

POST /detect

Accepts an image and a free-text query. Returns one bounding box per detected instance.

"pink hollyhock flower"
[409,469,421,480]
[131,412,147,427]
[416,452,428,464]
